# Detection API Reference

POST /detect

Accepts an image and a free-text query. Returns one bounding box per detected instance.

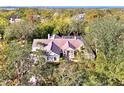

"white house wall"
[32,47,39,51]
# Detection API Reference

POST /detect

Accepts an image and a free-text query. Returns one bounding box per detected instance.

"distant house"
[9,15,22,24]
[72,13,85,21]
[30,14,40,22]
[32,34,95,62]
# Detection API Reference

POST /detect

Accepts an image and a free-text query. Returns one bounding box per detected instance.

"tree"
[4,21,35,41]
[0,17,9,39]
[89,16,124,62]
[2,41,58,85]
[52,17,71,35]
[2,41,31,85]
[69,18,85,36]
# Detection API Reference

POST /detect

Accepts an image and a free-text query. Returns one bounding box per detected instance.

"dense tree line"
[0,8,124,85]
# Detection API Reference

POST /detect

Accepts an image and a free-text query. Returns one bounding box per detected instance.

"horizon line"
[1,6,124,9]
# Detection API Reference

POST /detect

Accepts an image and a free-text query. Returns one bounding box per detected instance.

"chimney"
[48,34,50,39]
[52,34,55,39]
[74,36,77,39]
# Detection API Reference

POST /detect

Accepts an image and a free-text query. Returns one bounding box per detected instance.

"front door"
[67,51,69,56]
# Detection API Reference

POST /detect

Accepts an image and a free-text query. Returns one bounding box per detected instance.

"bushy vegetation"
[0,8,124,86]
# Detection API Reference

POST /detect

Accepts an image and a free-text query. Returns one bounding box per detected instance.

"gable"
[32,37,84,52]
[61,41,75,50]
[44,41,62,55]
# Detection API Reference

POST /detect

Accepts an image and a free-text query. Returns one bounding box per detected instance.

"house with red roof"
[32,34,95,62]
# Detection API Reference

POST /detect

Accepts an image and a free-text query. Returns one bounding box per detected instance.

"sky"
[0,0,124,7]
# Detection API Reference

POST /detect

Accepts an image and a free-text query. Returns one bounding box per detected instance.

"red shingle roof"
[32,37,84,54]
[61,41,75,50]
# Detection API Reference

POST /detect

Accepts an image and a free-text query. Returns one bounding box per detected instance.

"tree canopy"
[0,8,124,85]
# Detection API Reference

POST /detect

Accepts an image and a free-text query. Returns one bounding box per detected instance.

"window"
[64,51,66,54]
[60,53,63,57]
[47,56,53,61]
[54,57,56,61]
[74,51,77,56]
[71,50,73,53]
[47,57,49,60]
